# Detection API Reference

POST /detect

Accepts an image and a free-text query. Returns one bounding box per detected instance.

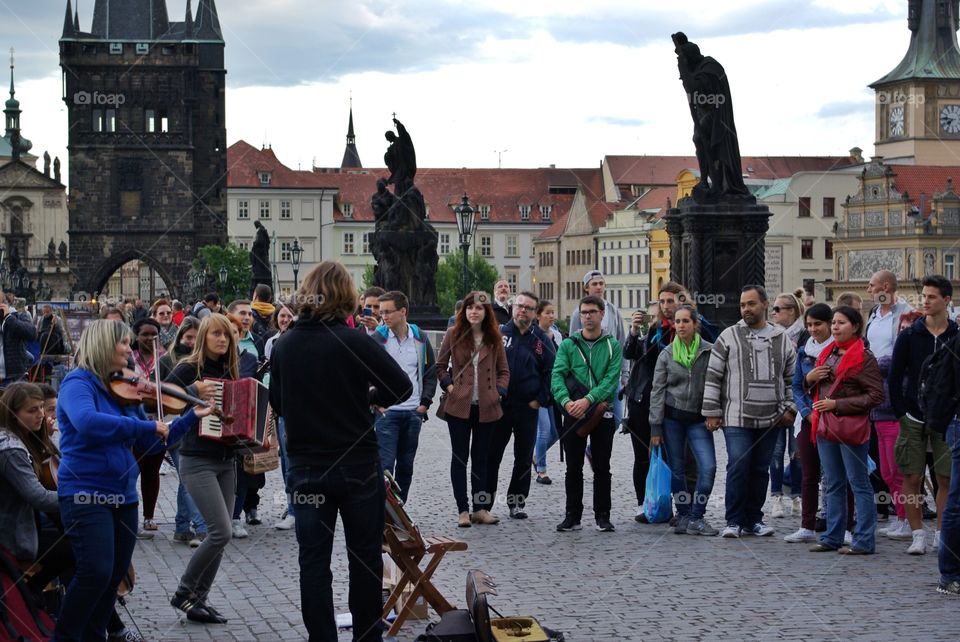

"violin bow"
[152,335,166,445]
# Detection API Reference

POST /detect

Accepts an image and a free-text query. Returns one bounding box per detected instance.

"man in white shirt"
[866,270,912,359]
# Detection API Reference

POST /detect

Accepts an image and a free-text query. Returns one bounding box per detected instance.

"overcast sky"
[1,0,908,172]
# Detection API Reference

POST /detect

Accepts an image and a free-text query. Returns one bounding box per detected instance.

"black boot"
[171,589,227,624]
[595,512,615,532]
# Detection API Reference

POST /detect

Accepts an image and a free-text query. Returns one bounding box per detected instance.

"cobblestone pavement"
[124,411,951,641]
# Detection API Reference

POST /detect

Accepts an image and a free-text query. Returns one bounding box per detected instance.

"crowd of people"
[1,261,959,642]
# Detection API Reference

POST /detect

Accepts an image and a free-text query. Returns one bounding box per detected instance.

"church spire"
[184,0,194,38]
[340,98,362,169]
[62,0,75,38]
[871,0,960,87]
[4,48,32,162]
[195,0,223,41]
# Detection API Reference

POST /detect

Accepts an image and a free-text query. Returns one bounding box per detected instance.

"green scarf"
[672,334,701,370]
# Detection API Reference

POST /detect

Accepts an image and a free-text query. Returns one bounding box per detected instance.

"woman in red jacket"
[436,291,509,528]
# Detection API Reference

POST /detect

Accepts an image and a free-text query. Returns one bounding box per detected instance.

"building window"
[479,205,490,221]
[342,203,353,218]
[507,272,518,291]
[362,232,371,254]
[587,249,592,264]
[539,205,551,220]
[440,233,450,255]
[237,240,250,251]
[343,232,355,254]
[237,200,249,220]
[822,197,835,218]
[280,241,292,262]
[259,200,271,219]
[280,200,292,220]
[602,256,608,274]
[506,234,519,257]
[629,255,634,273]
[618,256,623,274]
[479,235,492,257]
[799,197,811,217]
[145,109,169,133]
[519,205,531,221]
[824,239,834,260]
[946,254,956,281]
[259,172,272,186]
[93,109,116,133]
[801,238,813,260]
[644,255,650,273]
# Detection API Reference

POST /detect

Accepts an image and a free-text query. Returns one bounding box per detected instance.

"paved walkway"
[124,413,951,641]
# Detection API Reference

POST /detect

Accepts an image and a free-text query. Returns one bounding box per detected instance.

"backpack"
[920,335,960,434]
[0,545,55,641]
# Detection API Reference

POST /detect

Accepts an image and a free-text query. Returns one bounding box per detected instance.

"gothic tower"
[340,100,362,169]
[59,0,227,297]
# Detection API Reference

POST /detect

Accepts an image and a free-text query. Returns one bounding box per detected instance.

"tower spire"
[340,97,362,169]
[5,48,32,162]
[195,0,223,40]
[184,0,194,38]
[74,2,80,32]
[62,0,75,38]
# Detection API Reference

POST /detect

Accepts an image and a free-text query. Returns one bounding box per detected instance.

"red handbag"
[816,380,870,445]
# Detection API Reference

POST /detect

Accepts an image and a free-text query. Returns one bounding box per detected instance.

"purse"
[435,393,448,421]
[815,379,870,445]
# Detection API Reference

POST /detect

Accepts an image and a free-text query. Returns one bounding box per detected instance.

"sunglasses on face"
[772,305,794,313]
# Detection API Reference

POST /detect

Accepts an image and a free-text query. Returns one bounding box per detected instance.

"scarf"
[810,337,866,440]
[672,334,701,370]
[251,301,276,318]
[652,319,675,350]
[802,334,833,361]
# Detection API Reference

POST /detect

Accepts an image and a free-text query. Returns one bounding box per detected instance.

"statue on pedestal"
[250,221,272,291]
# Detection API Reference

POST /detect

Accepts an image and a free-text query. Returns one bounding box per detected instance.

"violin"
[39,454,59,491]
[109,368,234,424]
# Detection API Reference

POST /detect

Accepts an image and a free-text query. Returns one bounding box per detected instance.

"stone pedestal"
[666,200,771,328]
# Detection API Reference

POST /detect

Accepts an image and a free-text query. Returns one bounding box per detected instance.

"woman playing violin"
[164,313,239,624]
[55,320,214,641]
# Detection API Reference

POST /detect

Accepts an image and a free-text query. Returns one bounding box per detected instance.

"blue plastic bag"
[643,446,673,523]
[866,455,877,475]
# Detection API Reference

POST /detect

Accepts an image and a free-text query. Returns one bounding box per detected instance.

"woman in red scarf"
[807,305,884,554]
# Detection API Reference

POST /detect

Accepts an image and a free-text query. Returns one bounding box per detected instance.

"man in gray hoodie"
[702,285,797,538]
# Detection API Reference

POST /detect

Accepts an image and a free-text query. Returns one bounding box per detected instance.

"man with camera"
[551,295,622,533]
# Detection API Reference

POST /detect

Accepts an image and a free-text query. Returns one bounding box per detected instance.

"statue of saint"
[371,177,396,223]
[250,221,272,285]
[43,152,51,177]
[53,157,61,183]
[673,32,751,204]
[384,118,417,196]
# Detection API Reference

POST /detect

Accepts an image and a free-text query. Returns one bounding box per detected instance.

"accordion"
[198,377,272,452]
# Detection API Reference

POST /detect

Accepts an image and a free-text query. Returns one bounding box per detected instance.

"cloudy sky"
[1,0,908,172]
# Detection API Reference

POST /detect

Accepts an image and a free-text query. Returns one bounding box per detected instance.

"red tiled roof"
[632,186,674,214]
[536,211,569,241]
[604,154,857,188]
[887,165,960,215]
[227,141,337,189]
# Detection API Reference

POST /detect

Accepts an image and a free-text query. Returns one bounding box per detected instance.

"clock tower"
[872,0,960,164]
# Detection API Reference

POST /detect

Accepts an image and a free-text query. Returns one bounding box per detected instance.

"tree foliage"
[197,243,253,304]
[435,251,499,317]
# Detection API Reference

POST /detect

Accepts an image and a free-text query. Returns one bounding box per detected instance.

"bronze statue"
[384,117,416,196]
[250,221,272,290]
[53,157,61,183]
[43,152,51,177]
[673,32,752,204]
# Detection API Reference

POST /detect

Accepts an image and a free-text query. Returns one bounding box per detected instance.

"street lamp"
[218,265,228,287]
[454,193,477,298]
[291,239,303,291]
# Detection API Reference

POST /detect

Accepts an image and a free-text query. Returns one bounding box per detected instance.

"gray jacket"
[648,339,713,438]
[0,431,58,561]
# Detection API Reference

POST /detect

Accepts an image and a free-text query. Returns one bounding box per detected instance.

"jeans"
[375,409,423,504]
[55,498,138,642]
[290,461,385,642]
[722,425,780,527]
[939,420,960,583]
[485,403,539,510]
[662,418,717,520]
[625,399,652,507]
[817,437,876,552]
[447,405,493,514]
[534,406,559,474]
[769,427,802,498]
[278,417,294,515]
[178,455,236,601]
[168,448,207,535]
[560,415,616,519]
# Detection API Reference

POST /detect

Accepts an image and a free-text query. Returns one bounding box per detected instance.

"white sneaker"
[792,497,801,516]
[933,529,940,552]
[232,519,249,539]
[274,514,296,530]
[887,520,914,540]
[879,518,902,536]
[721,525,741,538]
[784,528,817,543]
[771,496,785,518]
[843,530,853,546]
[907,529,927,555]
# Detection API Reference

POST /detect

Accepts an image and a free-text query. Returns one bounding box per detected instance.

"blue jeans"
[375,409,423,504]
[290,461,385,642]
[278,417,294,515]
[939,420,960,582]
[662,418,717,519]
[535,406,559,473]
[817,437,876,551]
[55,497,138,642]
[722,426,780,527]
[168,448,207,535]
[769,427,802,497]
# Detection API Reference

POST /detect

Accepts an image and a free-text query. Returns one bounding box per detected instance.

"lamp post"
[454,193,477,299]
[218,265,228,297]
[291,239,303,291]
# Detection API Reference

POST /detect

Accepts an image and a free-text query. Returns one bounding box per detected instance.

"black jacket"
[269,317,411,468]
[165,357,237,460]
[493,302,512,325]
[500,321,555,406]
[889,317,959,420]
[623,322,673,404]
[1,313,37,381]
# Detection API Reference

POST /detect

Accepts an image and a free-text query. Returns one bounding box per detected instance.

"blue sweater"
[57,368,198,503]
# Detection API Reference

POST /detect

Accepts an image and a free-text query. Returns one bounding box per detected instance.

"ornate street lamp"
[291,239,303,291]
[454,193,477,298]
[218,265,228,287]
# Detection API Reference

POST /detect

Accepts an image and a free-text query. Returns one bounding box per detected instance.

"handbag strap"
[571,336,603,388]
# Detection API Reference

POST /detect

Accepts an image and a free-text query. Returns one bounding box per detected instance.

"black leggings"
[625,399,651,506]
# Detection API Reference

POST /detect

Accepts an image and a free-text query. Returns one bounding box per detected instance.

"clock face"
[940,104,960,134]
[889,105,904,137]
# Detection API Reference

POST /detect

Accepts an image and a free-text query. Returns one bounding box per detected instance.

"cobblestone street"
[126,410,950,641]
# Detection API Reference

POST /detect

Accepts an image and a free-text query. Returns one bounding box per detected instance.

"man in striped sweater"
[702,285,797,538]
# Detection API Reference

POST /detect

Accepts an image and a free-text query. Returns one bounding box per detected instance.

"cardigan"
[436,331,509,423]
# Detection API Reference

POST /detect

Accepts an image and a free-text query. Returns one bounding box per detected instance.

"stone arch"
[86,249,177,301]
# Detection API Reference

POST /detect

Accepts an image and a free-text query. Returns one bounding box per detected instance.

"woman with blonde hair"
[165,313,240,624]
[269,260,411,639]
[56,320,211,639]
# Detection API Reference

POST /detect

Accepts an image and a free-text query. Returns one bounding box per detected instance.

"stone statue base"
[665,200,771,329]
